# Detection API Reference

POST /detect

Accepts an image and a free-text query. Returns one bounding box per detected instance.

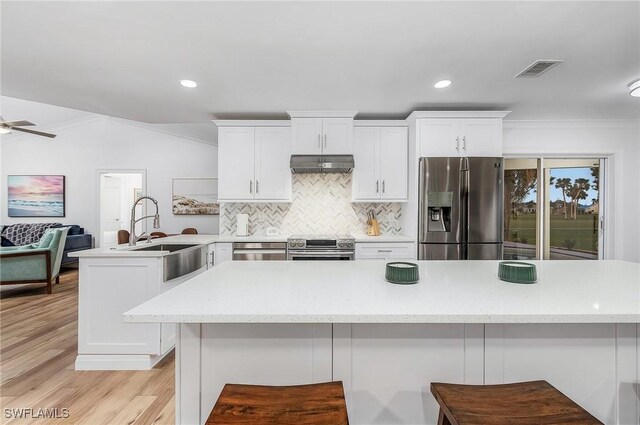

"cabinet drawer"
[355,243,416,260]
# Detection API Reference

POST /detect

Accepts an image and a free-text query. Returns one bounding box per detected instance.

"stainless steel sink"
[132,244,207,281]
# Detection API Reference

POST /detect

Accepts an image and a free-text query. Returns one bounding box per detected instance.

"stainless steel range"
[287,234,355,261]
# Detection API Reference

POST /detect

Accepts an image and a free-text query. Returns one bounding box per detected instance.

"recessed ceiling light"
[180,79,197,88]
[629,79,640,97]
[434,80,452,89]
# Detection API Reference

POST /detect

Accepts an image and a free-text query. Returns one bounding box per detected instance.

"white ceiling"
[2,1,639,123]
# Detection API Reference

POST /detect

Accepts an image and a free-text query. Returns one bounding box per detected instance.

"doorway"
[504,158,605,260]
[97,170,146,247]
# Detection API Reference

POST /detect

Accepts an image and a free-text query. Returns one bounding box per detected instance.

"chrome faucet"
[129,195,160,246]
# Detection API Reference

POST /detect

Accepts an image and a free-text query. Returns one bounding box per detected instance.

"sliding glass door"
[504,158,604,260]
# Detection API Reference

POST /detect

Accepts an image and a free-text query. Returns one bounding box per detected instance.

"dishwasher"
[232,242,287,261]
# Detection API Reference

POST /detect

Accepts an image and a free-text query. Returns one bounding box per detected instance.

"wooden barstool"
[117,229,130,245]
[181,227,198,234]
[431,380,603,425]
[206,381,349,425]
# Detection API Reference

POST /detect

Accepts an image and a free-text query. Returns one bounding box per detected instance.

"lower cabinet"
[75,256,206,370]
[214,243,233,265]
[355,242,416,260]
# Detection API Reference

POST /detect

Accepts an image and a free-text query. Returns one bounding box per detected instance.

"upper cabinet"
[217,123,291,202]
[289,111,357,155]
[352,125,408,202]
[411,111,510,157]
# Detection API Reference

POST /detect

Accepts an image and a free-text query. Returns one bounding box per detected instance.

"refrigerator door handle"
[460,159,470,259]
[456,137,460,152]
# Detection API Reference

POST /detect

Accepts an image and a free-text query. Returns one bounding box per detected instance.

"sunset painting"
[8,175,65,217]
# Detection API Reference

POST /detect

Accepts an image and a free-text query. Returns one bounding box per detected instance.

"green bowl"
[498,261,537,284]
[386,262,420,285]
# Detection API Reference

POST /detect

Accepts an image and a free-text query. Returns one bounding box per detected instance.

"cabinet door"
[380,127,408,200]
[459,119,501,156]
[355,243,416,260]
[255,127,292,200]
[352,127,381,200]
[291,118,322,154]
[218,127,256,200]
[418,119,459,157]
[214,243,233,265]
[322,118,353,154]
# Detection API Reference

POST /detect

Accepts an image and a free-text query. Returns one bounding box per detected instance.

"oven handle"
[233,249,287,255]
[288,250,355,256]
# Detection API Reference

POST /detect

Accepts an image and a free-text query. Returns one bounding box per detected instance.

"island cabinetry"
[352,126,408,201]
[76,256,206,370]
[217,126,291,202]
[289,111,357,154]
[355,242,415,260]
[411,111,510,157]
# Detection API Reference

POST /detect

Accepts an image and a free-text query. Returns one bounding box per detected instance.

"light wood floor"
[0,269,175,424]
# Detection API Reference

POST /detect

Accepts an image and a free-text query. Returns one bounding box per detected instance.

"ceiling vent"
[515,60,563,78]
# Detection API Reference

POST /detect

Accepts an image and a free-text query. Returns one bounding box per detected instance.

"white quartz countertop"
[71,234,415,257]
[124,260,640,324]
[70,234,221,257]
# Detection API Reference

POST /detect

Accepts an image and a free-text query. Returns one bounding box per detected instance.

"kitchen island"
[124,260,640,425]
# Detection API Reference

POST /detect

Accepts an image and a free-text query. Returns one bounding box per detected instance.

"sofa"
[1,223,93,266]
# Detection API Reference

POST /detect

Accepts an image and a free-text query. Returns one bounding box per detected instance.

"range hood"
[290,155,354,174]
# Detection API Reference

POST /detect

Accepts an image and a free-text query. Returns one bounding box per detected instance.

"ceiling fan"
[0,117,57,138]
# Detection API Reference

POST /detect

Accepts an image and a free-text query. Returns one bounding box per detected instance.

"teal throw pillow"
[39,230,55,248]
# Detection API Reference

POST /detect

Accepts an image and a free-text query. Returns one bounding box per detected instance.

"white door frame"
[96,169,147,247]
[504,154,611,260]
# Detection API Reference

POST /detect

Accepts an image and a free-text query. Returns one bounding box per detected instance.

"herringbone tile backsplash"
[220,174,403,236]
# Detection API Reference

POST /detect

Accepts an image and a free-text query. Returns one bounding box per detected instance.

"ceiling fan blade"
[10,127,57,138]
[1,120,35,127]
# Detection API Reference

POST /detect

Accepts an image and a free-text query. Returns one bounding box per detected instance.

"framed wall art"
[7,175,66,217]
[172,178,219,215]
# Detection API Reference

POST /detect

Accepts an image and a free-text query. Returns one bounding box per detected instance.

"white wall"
[503,120,640,263]
[1,98,219,245]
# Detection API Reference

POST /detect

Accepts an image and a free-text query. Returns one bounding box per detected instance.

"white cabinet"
[353,127,408,201]
[218,126,291,202]
[291,116,354,154]
[75,256,206,370]
[355,242,416,260]
[417,116,504,157]
[214,243,233,265]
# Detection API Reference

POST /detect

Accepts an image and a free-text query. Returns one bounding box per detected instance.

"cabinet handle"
[318,134,321,148]
[377,249,392,253]
[376,180,379,193]
[456,137,460,152]
[462,136,466,151]
[382,180,386,194]
[256,180,259,193]
[249,180,253,194]
[324,134,327,149]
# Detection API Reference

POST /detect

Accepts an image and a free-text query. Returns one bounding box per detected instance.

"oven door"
[288,250,354,261]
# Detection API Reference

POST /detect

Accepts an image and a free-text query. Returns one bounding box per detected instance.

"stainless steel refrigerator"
[418,157,503,260]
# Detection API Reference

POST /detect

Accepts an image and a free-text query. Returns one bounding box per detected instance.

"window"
[504,158,604,260]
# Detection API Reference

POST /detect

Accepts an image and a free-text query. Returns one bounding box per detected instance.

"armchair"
[0,227,69,294]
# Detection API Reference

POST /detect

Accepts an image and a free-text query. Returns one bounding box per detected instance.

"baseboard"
[74,353,166,371]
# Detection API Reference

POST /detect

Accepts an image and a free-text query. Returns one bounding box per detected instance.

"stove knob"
[297,241,305,247]
[347,241,354,248]
[338,241,345,247]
